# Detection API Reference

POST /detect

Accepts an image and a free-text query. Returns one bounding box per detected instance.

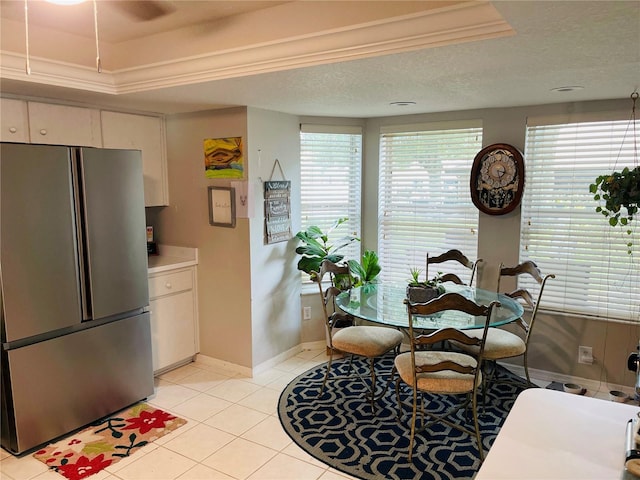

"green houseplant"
[590,165,640,254]
[347,250,381,287]
[406,268,445,303]
[295,218,359,281]
[589,91,640,254]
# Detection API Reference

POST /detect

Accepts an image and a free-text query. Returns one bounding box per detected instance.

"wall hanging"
[203,137,244,179]
[208,186,236,227]
[470,143,525,215]
[264,159,292,244]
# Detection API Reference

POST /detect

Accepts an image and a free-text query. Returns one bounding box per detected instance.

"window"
[299,125,362,279]
[378,121,482,284]
[522,114,639,322]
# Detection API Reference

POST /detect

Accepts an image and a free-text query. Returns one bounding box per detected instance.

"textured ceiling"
[0,1,638,117]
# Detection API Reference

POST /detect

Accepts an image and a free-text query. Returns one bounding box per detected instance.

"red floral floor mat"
[33,403,187,480]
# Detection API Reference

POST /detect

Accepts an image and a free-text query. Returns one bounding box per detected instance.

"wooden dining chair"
[426,249,483,286]
[313,259,403,412]
[456,260,555,387]
[394,293,499,461]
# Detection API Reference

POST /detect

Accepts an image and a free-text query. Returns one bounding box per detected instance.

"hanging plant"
[589,92,639,254]
[590,166,640,226]
[590,165,640,255]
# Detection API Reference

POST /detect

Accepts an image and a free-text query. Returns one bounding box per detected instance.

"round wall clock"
[470,143,525,215]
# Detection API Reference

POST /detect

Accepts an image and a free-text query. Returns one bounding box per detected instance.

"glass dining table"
[335,282,524,331]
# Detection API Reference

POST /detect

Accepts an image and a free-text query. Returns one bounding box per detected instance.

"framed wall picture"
[208,186,236,227]
[203,137,244,179]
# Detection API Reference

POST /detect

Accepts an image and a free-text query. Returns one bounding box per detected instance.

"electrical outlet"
[578,346,593,365]
[303,306,312,320]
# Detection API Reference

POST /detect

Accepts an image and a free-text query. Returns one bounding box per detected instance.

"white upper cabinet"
[28,102,102,147]
[101,111,169,207]
[0,98,29,143]
[1,98,169,207]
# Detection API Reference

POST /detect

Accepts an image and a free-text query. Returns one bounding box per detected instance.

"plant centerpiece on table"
[295,217,360,283]
[347,250,381,290]
[406,268,446,303]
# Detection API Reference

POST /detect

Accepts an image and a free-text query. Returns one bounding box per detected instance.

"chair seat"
[332,326,403,358]
[457,327,526,360]
[394,350,480,394]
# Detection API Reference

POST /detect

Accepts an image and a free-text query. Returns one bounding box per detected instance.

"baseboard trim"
[197,346,635,398]
[195,344,306,377]
[498,362,636,398]
[194,354,253,377]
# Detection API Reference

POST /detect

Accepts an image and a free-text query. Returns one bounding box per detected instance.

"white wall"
[161,107,253,368]
[160,106,301,370]
[247,107,302,367]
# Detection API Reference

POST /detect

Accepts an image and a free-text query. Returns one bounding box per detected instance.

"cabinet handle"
[39,129,47,136]
[9,127,17,133]
[165,282,172,289]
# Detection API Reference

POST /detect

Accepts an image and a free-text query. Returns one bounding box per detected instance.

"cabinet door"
[149,291,196,373]
[0,98,29,143]
[101,111,169,207]
[28,102,101,147]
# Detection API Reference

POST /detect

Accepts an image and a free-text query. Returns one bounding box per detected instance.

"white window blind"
[378,122,482,284]
[300,125,362,276]
[522,116,640,322]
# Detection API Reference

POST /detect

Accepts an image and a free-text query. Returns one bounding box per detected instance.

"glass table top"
[335,282,524,330]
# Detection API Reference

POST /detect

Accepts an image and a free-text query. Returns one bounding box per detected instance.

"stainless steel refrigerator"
[0,142,154,455]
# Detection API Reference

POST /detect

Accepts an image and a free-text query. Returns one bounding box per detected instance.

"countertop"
[147,245,198,274]
[476,388,640,480]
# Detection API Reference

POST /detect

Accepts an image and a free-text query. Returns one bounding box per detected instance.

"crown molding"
[0,53,115,93]
[1,2,513,96]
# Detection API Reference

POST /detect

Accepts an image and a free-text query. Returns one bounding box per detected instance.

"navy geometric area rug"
[278,352,528,480]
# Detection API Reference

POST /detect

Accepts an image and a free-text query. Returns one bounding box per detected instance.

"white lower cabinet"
[148,266,198,374]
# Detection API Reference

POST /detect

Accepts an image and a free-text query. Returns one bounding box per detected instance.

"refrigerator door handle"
[72,151,92,321]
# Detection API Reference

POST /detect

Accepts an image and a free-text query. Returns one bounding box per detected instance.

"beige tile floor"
[0,347,358,480]
[0,347,633,480]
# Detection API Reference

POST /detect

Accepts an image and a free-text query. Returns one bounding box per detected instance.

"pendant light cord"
[24,0,30,75]
[632,91,638,168]
[93,0,101,73]
[24,0,102,74]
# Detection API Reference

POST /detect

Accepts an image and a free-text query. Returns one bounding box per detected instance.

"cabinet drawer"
[149,270,192,298]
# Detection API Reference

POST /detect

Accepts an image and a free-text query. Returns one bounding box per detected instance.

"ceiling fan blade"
[114,1,175,22]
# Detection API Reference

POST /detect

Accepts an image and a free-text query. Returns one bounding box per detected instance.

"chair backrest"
[311,260,354,348]
[426,249,483,286]
[405,293,499,383]
[497,260,555,341]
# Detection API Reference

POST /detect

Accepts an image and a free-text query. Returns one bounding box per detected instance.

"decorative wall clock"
[470,143,525,215]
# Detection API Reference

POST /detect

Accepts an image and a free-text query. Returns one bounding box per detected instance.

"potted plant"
[590,165,640,254]
[295,217,360,281]
[347,250,381,288]
[406,268,446,303]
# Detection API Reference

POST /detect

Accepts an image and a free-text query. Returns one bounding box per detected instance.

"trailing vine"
[589,92,639,254]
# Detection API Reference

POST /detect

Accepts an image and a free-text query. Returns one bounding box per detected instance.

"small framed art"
[208,186,236,227]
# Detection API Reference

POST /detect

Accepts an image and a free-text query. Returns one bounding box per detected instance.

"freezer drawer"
[1,313,154,455]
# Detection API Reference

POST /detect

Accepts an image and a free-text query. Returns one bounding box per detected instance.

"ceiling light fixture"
[550,86,585,93]
[390,101,417,107]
